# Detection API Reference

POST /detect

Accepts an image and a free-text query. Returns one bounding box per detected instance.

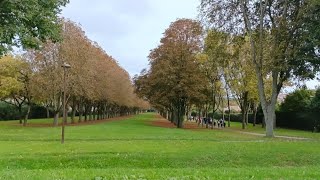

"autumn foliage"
[0,19,149,125]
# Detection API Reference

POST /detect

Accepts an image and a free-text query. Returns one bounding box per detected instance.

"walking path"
[151,116,311,141]
[233,131,310,140]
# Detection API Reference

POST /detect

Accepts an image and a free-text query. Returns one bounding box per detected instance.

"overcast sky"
[61,0,199,77]
[61,1,318,89]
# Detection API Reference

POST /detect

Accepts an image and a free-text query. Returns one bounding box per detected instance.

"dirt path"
[151,115,310,140]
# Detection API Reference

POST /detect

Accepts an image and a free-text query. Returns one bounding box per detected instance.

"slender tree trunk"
[79,110,82,123]
[46,106,50,118]
[226,84,231,127]
[103,104,107,119]
[70,106,75,124]
[205,107,209,128]
[241,92,248,129]
[84,111,87,122]
[253,105,258,127]
[242,111,246,129]
[246,104,249,125]
[92,106,96,121]
[186,106,189,122]
[197,108,201,125]
[222,97,225,122]
[170,110,174,123]
[53,112,59,126]
[18,105,23,124]
[71,107,76,124]
[23,105,31,126]
[89,109,93,121]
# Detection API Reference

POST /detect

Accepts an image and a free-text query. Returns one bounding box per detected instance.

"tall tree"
[200,0,320,137]
[135,19,205,128]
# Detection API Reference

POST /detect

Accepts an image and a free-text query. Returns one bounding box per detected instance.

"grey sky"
[61,1,318,89]
[61,0,199,77]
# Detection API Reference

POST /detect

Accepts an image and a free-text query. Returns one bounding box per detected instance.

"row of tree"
[0,19,149,126]
[134,0,320,137]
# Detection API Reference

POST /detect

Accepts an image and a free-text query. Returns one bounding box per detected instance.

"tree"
[280,88,314,112]
[134,19,205,128]
[200,0,320,137]
[0,55,32,125]
[0,0,69,56]
[202,31,226,128]
[225,36,259,129]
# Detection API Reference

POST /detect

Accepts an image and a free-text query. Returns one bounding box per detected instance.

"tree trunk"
[18,105,23,124]
[253,105,258,127]
[71,107,76,124]
[259,72,278,137]
[170,111,174,123]
[222,96,225,122]
[226,85,231,127]
[79,110,82,123]
[84,111,87,122]
[242,111,246,129]
[241,91,248,129]
[89,109,92,121]
[46,106,50,118]
[245,105,249,125]
[176,102,185,128]
[53,112,59,126]
[23,105,31,126]
[265,107,274,137]
[197,108,201,125]
[92,106,96,121]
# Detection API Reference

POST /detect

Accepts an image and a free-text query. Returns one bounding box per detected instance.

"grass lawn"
[0,113,319,179]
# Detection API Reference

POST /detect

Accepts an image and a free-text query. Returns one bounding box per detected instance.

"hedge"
[192,111,319,132]
[276,112,320,131]
[0,102,51,121]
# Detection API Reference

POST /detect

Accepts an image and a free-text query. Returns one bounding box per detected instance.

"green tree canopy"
[280,88,314,112]
[0,0,69,55]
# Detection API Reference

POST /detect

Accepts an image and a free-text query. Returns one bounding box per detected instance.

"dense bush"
[0,102,50,121]
[0,103,23,120]
[276,112,320,132]
[277,88,320,132]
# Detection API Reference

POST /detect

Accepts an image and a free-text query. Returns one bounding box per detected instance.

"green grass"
[0,113,319,179]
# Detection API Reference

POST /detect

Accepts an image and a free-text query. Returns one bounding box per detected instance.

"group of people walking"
[190,116,226,128]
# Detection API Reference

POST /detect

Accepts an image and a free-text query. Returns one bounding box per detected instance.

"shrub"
[0,102,49,121]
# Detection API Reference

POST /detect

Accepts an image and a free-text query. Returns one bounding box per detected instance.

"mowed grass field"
[0,113,319,180]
